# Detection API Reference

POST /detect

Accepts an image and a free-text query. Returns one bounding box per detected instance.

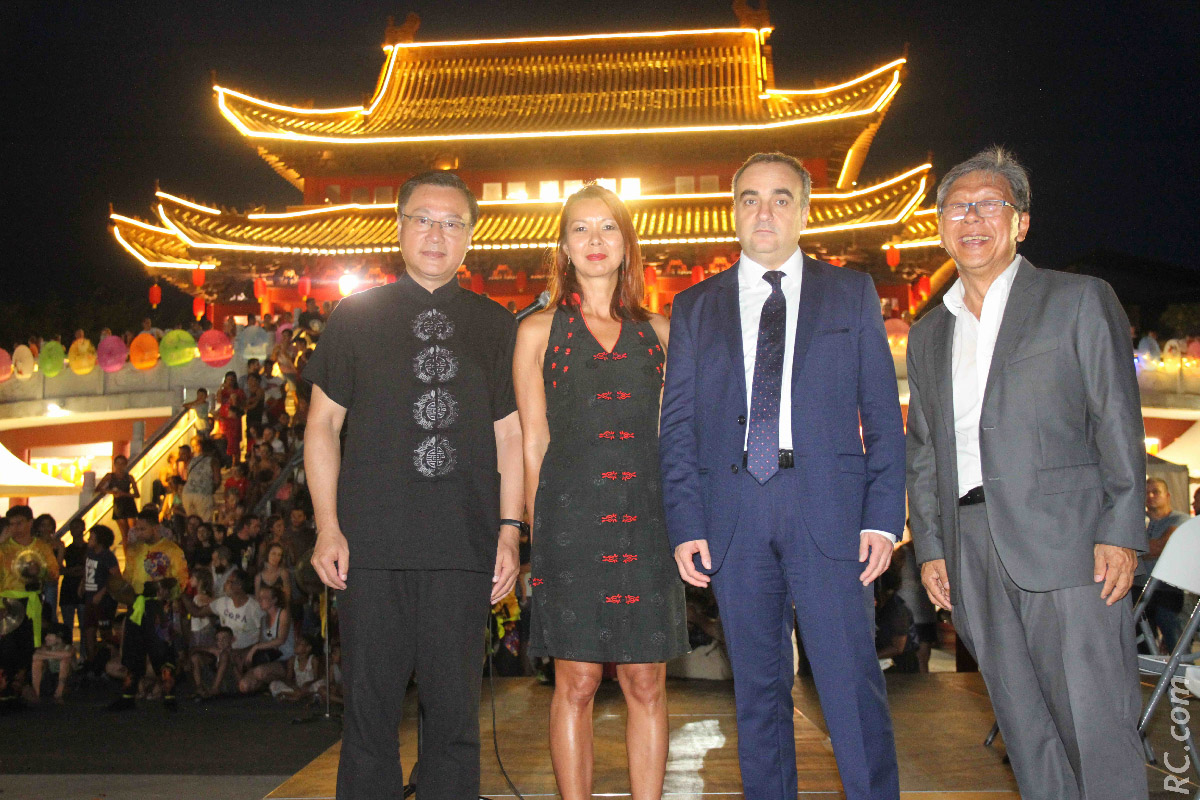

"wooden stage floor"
[264,673,1184,799]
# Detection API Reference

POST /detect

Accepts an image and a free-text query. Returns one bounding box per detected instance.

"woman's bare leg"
[549,659,604,800]
[617,662,668,800]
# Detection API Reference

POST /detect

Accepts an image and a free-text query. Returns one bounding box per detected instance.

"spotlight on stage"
[338,272,359,297]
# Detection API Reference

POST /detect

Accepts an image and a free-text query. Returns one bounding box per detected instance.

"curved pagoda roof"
[111,213,207,270]
[215,27,904,145]
[883,206,941,253]
[112,165,931,270]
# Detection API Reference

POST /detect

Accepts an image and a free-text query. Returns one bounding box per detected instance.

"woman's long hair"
[545,184,649,322]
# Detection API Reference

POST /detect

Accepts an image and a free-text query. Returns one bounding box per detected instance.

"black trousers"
[337,568,492,800]
[0,617,34,693]
[120,599,174,686]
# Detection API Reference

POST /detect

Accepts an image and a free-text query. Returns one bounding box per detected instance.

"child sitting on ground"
[269,633,323,701]
[27,625,75,704]
[190,626,238,699]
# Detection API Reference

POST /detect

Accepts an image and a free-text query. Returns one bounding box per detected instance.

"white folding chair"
[1136,516,1200,785]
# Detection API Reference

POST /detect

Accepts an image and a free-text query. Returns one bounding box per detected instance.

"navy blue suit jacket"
[659,256,906,572]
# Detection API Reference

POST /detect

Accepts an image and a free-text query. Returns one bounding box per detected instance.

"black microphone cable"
[402,608,528,799]
[483,604,526,800]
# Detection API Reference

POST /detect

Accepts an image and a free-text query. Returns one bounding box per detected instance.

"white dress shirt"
[944,256,1021,496]
[738,249,895,542]
[738,249,803,450]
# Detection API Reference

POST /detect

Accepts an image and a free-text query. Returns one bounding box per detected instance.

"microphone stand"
[291,584,340,725]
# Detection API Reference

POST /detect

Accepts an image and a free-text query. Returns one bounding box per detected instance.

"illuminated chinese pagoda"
[111,5,945,319]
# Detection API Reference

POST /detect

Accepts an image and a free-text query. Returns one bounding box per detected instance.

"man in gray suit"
[906,146,1148,800]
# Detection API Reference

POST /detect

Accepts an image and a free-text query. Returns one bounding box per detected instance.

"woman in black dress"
[96,454,139,539]
[514,184,688,799]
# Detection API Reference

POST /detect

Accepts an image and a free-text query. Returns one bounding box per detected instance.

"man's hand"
[1094,543,1137,605]
[921,559,952,610]
[311,527,349,590]
[674,540,711,587]
[858,532,893,585]
[491,528,520,604]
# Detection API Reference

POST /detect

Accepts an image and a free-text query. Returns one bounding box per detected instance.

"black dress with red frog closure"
[528,306,689,663]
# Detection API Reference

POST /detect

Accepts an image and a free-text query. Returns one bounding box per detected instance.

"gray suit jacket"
[905,258,1147,597]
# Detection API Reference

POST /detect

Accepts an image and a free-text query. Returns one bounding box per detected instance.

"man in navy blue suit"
[660,152,905,800]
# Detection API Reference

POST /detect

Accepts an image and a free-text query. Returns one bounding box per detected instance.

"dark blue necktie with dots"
[747,270,786,484]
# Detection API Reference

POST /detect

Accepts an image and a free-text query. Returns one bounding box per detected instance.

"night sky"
[4,1,1197,338]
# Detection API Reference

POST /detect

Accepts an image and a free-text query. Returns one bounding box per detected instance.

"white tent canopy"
[1159,421,1200,481]
[0,441,78,497]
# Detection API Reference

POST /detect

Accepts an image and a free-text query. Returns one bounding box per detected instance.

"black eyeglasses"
[942,200,1018,221]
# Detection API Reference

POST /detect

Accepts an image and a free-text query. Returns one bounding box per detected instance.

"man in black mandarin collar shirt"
[304,170,524,800]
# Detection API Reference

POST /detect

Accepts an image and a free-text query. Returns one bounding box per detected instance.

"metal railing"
[251,442,306,518]
[56,408,201,542]
[1135,353,1200,398]
[891,349,1200,401]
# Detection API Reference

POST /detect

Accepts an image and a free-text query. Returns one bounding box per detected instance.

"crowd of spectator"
[6,302,1191,712]
[0,381,972,714]
[0,312,347,711]
[1133,326,1200,362]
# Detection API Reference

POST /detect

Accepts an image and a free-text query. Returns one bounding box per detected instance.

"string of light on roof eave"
[211,20,906,144]
[109,165,930,261]
[881,206,943,251]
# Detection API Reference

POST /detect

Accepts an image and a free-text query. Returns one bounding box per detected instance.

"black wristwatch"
[499,518,529,536]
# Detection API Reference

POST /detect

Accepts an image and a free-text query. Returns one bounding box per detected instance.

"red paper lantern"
[384,273,396,285]
[691,265,705,285]
[298,275,311,298]
[148,282,161,309]
[917,274,931,299]
[885,246,901,268]
[192,268,206,288]
[253,277,268,300]
[197,330,234,367]
[515,270,527,292]
[470,272,485,294]
[643,265,658,287]
[192,296,206,320]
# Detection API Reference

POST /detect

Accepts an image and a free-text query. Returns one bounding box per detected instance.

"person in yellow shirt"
[121,510,188,596]
[107,507,188,712]
[0,505,60,704]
